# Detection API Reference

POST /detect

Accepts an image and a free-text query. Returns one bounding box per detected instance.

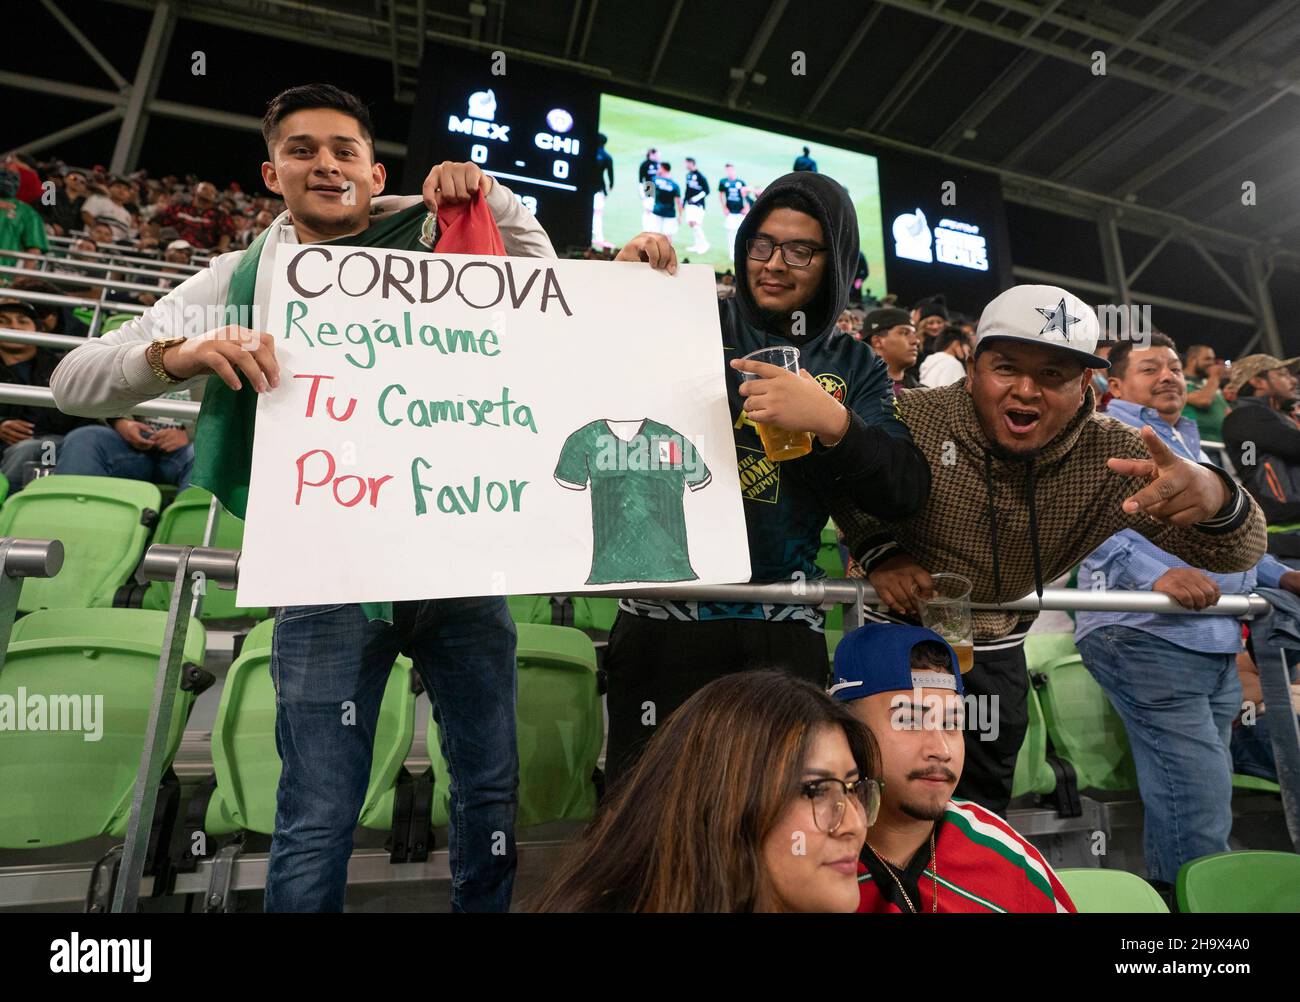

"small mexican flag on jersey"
[658,439,683,466]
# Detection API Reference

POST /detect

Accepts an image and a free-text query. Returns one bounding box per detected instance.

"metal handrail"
[0,287,146,316]
[0,383,199,421]
[0,329,97,350]
[7,248,199,283]
[0,264,173,297]
[47,234,208,272]
[616,579,1270,618]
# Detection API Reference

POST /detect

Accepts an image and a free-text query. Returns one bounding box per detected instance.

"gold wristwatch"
[146,338,186,384]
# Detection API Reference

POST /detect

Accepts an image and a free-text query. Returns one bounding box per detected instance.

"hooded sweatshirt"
[838,380,1266,649]
[621,172,930,630]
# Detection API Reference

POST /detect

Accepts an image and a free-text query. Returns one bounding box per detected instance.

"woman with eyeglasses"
[530,670,881,913]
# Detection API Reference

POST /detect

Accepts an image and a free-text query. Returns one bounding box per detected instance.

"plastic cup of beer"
[916,573,975,674]
[739,346,814,462]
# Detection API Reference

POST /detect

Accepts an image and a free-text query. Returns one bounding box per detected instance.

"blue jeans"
[1077,626,1240,884]
[0,434,64,487]
[264,598,518,912]
[55,424,194,488]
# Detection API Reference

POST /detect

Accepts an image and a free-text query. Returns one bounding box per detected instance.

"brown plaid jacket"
[836,381,1266,644]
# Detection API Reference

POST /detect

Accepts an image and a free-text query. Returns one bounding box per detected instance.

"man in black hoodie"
[608,172,930,781]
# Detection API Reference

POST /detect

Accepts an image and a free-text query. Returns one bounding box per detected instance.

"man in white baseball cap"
[833,283,1266,815]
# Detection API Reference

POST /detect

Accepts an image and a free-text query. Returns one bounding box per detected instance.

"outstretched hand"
[1106,425,1229,526]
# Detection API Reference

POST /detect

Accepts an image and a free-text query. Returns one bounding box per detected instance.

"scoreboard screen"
[405,46,599,250]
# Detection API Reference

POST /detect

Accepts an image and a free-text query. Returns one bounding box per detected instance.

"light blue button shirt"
[1075,398,1288,654]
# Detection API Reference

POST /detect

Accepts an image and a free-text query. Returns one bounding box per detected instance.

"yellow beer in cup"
[739,345,814,462]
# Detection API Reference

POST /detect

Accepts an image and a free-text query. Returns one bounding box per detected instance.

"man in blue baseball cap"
[831,623,1075,913]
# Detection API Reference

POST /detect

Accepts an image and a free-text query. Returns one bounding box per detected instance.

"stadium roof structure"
[7,0,1300,355]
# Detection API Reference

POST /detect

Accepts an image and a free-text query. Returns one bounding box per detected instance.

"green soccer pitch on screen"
[596,93,886,291]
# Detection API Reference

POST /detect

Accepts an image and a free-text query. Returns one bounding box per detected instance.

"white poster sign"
[236,248,751,606]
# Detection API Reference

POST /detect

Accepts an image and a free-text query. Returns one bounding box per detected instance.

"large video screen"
[876,153,1012,317]
[406,46,600,251]
[597,94,886,287]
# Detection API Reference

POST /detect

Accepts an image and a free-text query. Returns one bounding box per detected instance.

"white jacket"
[50,183,555,418]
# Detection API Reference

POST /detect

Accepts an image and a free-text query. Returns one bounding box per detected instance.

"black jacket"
[0,348,94,436]
[719,171,930,581]
[1223,395,1300,527]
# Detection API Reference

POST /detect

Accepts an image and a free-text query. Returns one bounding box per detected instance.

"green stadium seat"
[1232,773,1280,793]
[817,521,844,631]
[571,596,619,632]
[0,609,206,848]
[204,625,415,835]
[507,594,619,635]
[0,472,9,505]
[1057,868,1170,913]
[240,617,275,654]
[1176,851,1300,912]
[1025,632,1138,791]
[508,594,552,625]
[825,628,843,665]
[428,623,602,829]
[141,487,267,620]
[1011,678,1058,798]
[0,475,160,611]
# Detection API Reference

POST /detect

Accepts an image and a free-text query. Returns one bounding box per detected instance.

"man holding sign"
[609,172,931,781]
[52,84,555,911]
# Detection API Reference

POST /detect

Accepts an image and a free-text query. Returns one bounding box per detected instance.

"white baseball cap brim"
[976,284,1109,369]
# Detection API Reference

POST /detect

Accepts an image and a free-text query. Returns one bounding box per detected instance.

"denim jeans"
[264,597,518,912]
[1077,626,1240,884]
[55,424,194,488]
[0,434,63,487]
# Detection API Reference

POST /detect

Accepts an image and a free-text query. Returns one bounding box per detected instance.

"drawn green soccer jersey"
[555,418,712,585]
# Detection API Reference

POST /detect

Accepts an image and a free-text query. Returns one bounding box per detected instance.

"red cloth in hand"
[433,194,506,256]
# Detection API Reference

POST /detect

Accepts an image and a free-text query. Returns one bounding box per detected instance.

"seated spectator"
[864,306,919,392]
[6,276,90,336]
[154,180,236,252]
[41,169,88,236]
[1231,647,1300,784]
[836,309,856,335]
[1075,333,1300,888]
[1222,354,1300,557]
[910,295,949,353]
[918,325,970,387]
[531,671,877,912]
[89,222,119,248]
[0,300,91,486]
[0,169,48,270]
[56,391,195,489]
[831,623,1075,912]
[47,237,101,299]
[1182,344,1230,448]
[2,153,42,207]
[108,239,191,308]
[81,176,137,243]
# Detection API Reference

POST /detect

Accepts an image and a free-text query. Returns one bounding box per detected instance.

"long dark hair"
[529,670,879,913]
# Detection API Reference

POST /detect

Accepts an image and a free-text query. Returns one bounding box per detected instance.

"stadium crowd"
[0,81,1297,913]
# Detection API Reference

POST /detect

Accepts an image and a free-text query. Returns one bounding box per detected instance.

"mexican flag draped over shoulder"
[189,194,507,621]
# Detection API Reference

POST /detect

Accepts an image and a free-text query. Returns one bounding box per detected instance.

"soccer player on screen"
[638,147,660,232]
[650,161,683,238]
[682,157,711,254]
[718,163,748,258]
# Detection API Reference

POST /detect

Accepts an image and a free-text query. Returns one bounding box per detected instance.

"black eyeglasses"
[746,236,827,268]
[801,777,882,833]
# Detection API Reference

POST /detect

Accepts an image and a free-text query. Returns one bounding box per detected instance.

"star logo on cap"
[1035,298,1082,339]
